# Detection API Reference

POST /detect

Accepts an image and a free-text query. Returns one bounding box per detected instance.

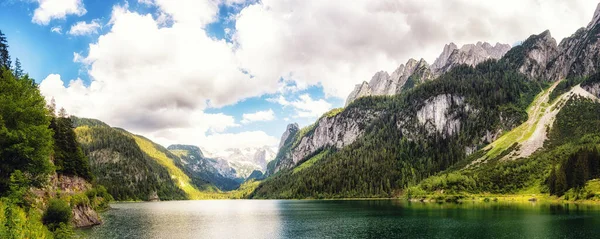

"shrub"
[42,199,71,230]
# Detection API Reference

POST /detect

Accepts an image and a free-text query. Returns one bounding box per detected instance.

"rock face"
[31,174,103,228]
[272,107,383,174]
[505,30,559,80]
[583,82,600,98]
[72,204,102,228]
[513,3,600,81]
[346,81,373,106]
[433,42,511,75]
[279,123,299,149]
[291,108,381,165]
[268,123,300,175]
[345,41,511,105]
[346,58,434,105]
[416,94,467,137]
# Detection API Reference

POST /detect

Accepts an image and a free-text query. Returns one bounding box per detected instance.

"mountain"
[255,5,600,200]
[432,42,511,75]
[72,117,219,201]
[203,146,276,178]
[345,41,511,105]
[167,144,242,191]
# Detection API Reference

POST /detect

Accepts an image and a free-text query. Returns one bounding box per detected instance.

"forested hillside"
[0,30,110,238]
[252,60,542,199]
[72,118,189,201]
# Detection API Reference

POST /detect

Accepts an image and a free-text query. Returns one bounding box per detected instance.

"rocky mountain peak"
[503,30,558,80]
[432,41,511,76]
[432,43,459,70]
[345,81,372,106]
[279,123,300,149]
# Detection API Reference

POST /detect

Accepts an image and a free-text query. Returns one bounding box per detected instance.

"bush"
[42,199,71,230]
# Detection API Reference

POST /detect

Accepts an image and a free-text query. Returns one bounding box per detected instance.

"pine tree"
[13,58,22,79]
[0,30,11,70]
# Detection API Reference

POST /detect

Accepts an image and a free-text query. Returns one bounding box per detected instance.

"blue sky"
[0,0,595,153]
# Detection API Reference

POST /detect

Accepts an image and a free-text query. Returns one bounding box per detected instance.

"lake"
[83,200,600,238]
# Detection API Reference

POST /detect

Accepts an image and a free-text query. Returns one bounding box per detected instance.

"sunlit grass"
[133,135,222,199]
[484,81,560,159]
[293,150,328,174]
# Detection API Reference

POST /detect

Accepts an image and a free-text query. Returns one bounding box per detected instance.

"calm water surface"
[83,200,600,238]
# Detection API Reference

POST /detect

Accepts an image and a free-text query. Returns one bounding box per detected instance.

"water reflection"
[84,200,600,239]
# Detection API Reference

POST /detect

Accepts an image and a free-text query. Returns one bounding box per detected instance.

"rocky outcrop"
[509,30,559,80]
[279,123,299,149]
[346,58,434,105]
[433,42,511,75]
[583,82,600,98]
[543,3,600,81]
[346,81,373,106]
[291,108,381,165]
[269,124,301,174]
[346,41,511,105]
[272,107,383,173]
[31,174,103,228]
[416,94,467,137]
[72,204,102,228]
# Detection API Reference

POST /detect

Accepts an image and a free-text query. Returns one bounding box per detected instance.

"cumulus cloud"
[68,20,101,36]
[241,109,275,124]
[233,0,598,98]
[32,0,86,25]
[39,4,279,153]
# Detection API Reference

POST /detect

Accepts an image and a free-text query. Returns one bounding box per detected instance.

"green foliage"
[549,76,585,102]
[85,186,113,211]
[0,30,10,70]
[546,97,600,147]
[0,51,53,194]
[547,147,600,196]
[419,173,476,194]
[0,199,52,239]
[73,121,188,201]
[52,223,74,239]
[254,60,541,198]
[42,199,71,231]
[416,94,600,196]
[322,108,344,118]
[50,116,93,180]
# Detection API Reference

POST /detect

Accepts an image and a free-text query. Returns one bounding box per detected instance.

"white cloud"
[50,26,62,34]
[241,109,275,124]
[39,0,599,154]
[270,94,332,118]
[68,20,101,36]
[32,0,86,25]
[139,0,221,26]
[39,4,279,154]
[233,0,599,98]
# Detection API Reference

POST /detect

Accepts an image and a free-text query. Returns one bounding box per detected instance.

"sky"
[0,0,598,154]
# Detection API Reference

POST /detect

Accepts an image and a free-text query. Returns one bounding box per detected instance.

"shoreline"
[105,195,600,206]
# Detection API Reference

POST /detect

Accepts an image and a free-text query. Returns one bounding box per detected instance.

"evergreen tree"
[0,30,10,70]
[13,58,22,79]
[49,115,93,180]
[0,65,53,193]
